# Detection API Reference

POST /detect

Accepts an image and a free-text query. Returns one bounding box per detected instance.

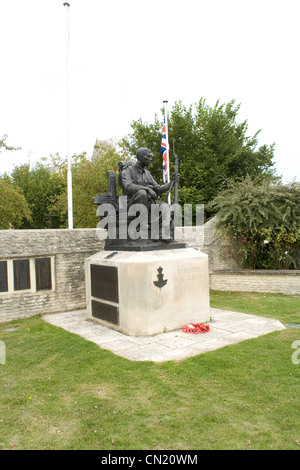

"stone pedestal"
[85,248,210,336]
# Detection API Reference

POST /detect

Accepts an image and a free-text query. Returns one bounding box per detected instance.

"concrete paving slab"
[42,308,285,362]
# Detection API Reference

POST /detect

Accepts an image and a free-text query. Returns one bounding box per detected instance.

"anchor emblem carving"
[153,266,168,288]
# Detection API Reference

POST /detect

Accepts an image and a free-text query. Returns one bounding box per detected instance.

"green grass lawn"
[0,291,299,450]
[210,290,300,324]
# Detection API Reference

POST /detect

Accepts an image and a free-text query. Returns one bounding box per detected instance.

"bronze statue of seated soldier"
[94,147,182,251]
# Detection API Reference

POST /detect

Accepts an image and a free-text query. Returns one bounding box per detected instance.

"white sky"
[0,0,299,182]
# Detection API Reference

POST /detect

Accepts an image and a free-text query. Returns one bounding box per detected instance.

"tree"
[0,176,32,229]
[209,175,300,269]
[4,140,122,229]
[0,134,31,229]
[10,161,66,229]
[54,140,122,228]
[119,99,276,217]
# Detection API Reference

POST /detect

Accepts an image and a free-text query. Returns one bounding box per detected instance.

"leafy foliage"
[53,140,122,228]
[10,161,66,229]
[0,176,32,229]
[0,134,31,229]
[119,99,276,217]
[1,140,123,230]
[210,176,300,269]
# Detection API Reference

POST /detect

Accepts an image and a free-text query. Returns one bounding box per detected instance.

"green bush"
[210,175,300,269]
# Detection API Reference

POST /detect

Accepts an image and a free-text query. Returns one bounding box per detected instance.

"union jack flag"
[161,116,168,183]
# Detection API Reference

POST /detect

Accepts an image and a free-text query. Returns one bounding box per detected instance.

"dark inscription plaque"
[13,259,30,291]
[90,264,119,303]
[35,258,52,291]
[91,300,119,325]
[0,261,8,292]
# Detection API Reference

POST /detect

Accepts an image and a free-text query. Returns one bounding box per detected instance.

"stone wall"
[210,270,300,295]
[0,221,299,323]
[0,229,104,323]
[198,216,240,271]
[175,216,239,271]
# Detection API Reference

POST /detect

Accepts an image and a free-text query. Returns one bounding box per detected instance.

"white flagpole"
[163,100,171,205]
[64,2,73,229]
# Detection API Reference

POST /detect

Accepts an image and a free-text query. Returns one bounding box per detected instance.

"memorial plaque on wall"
[90,264,119,303]
[0,261,8,292]
[13,259,31,291]
[91,300,119,325]
[35,258,52,291]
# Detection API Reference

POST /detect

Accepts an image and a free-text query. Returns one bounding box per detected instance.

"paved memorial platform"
[42,308,285,362]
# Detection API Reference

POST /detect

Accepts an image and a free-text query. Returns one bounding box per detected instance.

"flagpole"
[64,2,73,229]
[163,100,171,205]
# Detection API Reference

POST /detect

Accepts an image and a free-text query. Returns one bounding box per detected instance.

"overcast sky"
[0,0,299,182]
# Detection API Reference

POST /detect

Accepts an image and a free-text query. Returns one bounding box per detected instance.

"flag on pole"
[161,116,168,183]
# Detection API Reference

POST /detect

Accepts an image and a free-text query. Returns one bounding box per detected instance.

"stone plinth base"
[85,248,210,336]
